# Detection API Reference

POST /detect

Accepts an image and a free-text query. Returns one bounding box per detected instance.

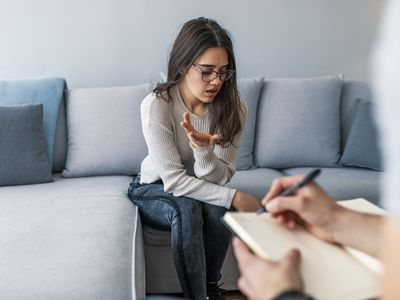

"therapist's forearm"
[381,219,400,299]
[332,209,385,257]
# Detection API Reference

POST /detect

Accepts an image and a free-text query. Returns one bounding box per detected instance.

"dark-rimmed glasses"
[192,64,235,82]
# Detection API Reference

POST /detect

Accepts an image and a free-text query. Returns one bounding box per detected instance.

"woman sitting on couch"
[128,17,260,300]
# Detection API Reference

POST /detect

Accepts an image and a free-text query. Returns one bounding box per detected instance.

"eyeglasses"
[192,64,235,82]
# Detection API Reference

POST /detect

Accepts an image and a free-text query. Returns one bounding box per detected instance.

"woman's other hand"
[232,191,261,212]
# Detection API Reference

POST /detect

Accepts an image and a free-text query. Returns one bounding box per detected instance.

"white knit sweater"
[140,85,247,208]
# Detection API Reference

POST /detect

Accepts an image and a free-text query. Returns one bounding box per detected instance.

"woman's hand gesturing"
[180,112,221,148]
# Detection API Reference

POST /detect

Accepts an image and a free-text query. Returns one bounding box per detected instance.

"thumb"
[233,237,257,272]
[282,248,302,270]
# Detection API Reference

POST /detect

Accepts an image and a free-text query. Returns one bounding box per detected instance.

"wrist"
[191,142,211,152]
[330,205,356,245]
[232,191,239,205]
[227,189,237,210]
[232,190,243,206]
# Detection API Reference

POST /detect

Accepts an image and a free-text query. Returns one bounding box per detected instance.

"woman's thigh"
[129,178,203,230]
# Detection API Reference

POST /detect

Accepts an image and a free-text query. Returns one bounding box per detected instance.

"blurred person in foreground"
[233,1,400,299]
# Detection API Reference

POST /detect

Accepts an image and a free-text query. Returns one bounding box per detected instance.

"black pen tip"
[256,207,266,215]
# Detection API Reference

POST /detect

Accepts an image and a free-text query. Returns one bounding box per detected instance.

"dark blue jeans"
[128,174,232,300]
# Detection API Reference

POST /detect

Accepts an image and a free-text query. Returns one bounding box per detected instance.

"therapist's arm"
[381,219,400,299]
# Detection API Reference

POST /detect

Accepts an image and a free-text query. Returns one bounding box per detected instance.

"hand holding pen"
[258,169,348,243]
[257,169,321,215]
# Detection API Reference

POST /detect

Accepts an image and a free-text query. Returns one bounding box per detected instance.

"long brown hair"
[154,17,243,147]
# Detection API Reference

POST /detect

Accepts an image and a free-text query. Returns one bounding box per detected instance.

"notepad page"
[338,198,387,216]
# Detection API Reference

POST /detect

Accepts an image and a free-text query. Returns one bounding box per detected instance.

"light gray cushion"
[339,81,372,152]
[226,168,285,200]
[0,78,66,169]
[62,83,154,178]
[236,77,264,170]
[0,104,52,186]
[254,76,344,168]
[0,175,144,299]
[282,167,381,204]
[340,99,383,171]
[53,98,68,173]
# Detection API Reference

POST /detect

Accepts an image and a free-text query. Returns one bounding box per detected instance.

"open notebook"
[223,198,386,300]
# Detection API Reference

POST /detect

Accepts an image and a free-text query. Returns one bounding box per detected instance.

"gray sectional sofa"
[0,76,382,299]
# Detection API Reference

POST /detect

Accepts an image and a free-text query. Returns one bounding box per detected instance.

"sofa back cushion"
[62,83,153,178]
[236,77,264,170]
[53,98,68,173]
[0,104,53,186]
[0,77,66,170]
[339,81,372,152]
[254,76,343,168]
[340,99,383,171]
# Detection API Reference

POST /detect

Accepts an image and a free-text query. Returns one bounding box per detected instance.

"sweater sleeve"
[192,101,248,185]
[141,97,236,208]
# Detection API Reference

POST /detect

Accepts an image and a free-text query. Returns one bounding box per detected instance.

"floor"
[224,291,246,300]
[156,291,246,300]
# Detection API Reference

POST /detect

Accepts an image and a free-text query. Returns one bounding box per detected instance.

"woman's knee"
[172,197,204,228]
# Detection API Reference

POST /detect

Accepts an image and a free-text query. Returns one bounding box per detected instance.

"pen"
[256,168,321,215]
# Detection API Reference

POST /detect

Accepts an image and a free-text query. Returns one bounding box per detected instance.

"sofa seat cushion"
[282,167,381,204]
[0,175,144,300]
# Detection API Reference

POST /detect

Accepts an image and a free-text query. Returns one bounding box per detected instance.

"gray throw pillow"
[0,104,53,186]
[62,83,154,177]
[236,77,264,170]
[340,99,383,171]
[254,76,344,168]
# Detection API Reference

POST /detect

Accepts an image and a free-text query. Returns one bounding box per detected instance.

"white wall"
[0,0,383,88]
